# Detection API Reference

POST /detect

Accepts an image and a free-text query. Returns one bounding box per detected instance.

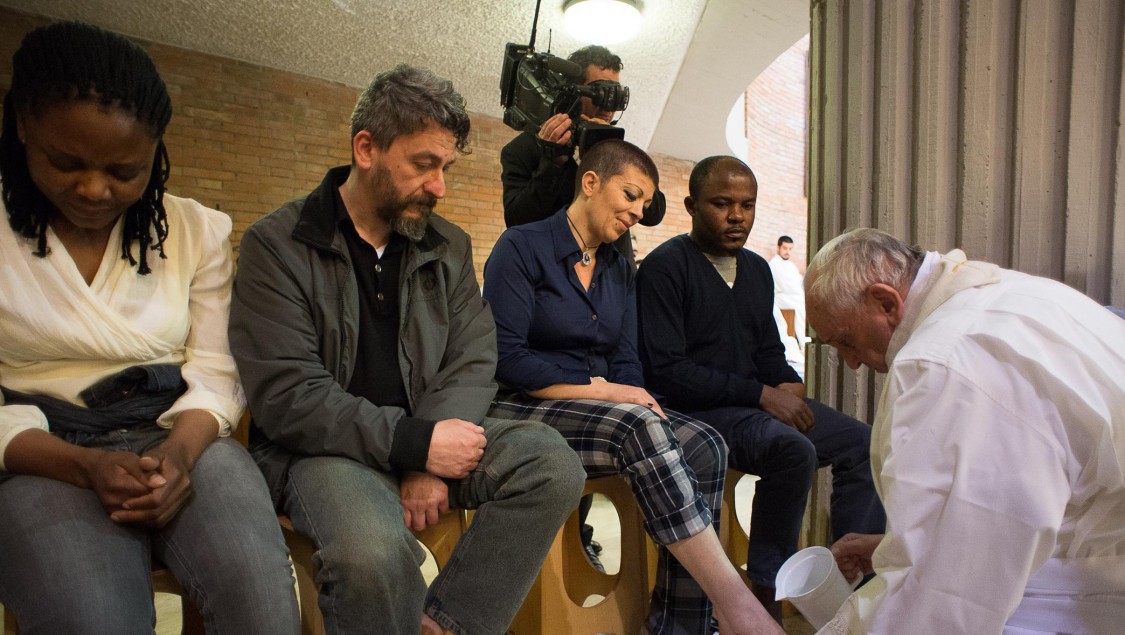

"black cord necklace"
[566,213,594,266]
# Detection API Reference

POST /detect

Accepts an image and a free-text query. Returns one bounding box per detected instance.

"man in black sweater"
[636,156,884,622]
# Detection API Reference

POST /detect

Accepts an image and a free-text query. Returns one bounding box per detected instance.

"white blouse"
[0,194,245,469]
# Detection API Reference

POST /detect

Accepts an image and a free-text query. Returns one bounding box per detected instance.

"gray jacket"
[229,166,498,475]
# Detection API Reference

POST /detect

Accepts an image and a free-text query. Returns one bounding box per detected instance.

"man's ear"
[684,196,695,216]
[866,283,905,326]
[352,130,381,170]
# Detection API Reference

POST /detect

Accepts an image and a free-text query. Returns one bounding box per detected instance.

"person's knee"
[820,414,874,469]
[198,436,246,461]
[678,422,728,481]
[833,415,872,447]
[189,439,278,510]
[318,527,426,600]
[193,438,270,489]
[729,418,816,477]
[531,433,586,509]
[614,406,679,457]
[499,423,586,515]
[778,432,817,471]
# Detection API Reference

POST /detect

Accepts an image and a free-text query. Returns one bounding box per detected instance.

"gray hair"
[350,64,471,152]
[805,228,925,313]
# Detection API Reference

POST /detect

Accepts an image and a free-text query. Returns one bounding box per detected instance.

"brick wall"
[632,154,694,263]
[742,35,810,270]
[0,8,697,278]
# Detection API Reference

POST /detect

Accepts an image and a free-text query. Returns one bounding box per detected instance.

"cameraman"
[500,45,664,266]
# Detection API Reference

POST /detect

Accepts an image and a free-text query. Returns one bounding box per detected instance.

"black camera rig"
[498,4,629,154]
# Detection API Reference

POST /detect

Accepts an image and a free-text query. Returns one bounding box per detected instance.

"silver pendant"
[581,251,592,266]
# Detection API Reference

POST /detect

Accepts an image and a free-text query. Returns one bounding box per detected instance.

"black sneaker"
[584,542,606,573]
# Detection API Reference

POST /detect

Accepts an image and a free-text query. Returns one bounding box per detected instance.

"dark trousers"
[688,399,886,587]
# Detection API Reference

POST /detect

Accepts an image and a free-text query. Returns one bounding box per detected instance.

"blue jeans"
[0,426,299,635]
[260,417,584,635]
[688,400,886,587]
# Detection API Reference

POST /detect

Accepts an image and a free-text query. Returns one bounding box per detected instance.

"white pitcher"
[775,546,861,629]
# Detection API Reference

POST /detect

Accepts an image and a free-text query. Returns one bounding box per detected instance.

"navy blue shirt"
[483,208,644,392]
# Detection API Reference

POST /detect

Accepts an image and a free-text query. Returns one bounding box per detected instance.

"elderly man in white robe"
[804,227,1125,635]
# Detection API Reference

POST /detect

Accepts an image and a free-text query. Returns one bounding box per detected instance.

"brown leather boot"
[750,582,783,624]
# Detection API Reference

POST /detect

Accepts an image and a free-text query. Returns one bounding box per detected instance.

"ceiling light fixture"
[563,0,642,45]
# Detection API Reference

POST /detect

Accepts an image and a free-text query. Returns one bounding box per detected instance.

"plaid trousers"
[489,393,728,635]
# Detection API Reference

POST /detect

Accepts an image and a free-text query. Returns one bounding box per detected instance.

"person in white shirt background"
[769,235,808,376]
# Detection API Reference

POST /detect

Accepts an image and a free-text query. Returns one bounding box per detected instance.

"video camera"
[499,42,629,154]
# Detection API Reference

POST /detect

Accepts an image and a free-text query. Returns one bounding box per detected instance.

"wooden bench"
[508,476,654,635]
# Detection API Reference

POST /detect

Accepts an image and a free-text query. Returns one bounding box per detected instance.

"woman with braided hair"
[0,21,298,634]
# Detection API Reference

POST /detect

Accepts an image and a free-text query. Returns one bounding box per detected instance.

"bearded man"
[228,65,584,635]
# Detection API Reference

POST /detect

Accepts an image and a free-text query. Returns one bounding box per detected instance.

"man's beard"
[382,201,433,242]
[372,166,436,242]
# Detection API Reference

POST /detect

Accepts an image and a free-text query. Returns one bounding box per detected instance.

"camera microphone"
[544,56,585,82]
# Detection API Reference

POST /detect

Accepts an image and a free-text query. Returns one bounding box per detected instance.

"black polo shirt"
[334,184,435,472]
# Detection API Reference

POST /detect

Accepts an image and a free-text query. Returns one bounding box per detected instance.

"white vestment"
[769,254,807,350]
[0,195,244,468]
[820,250,1125,635]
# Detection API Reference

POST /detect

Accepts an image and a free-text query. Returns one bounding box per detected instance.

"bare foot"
[714,603,787,635]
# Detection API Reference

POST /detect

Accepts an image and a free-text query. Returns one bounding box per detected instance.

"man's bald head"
[688,156,756,199]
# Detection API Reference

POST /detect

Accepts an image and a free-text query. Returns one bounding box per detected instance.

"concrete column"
[808,0,1124,413]
[805,0,1124,545]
